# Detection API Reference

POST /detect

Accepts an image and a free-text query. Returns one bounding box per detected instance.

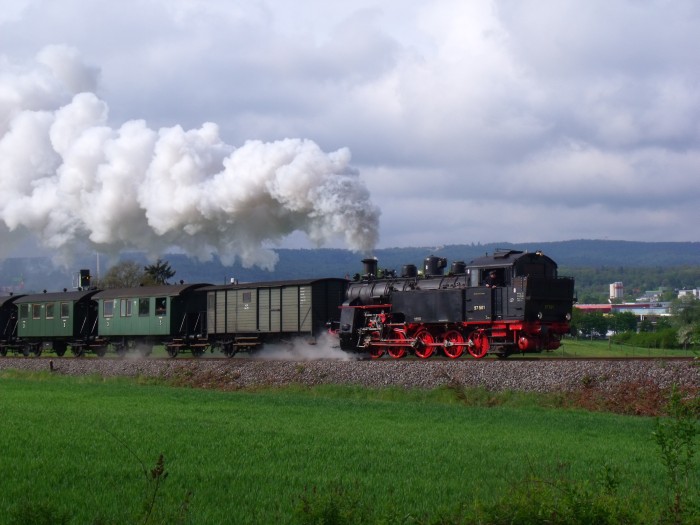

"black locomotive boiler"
[338,249,575,359]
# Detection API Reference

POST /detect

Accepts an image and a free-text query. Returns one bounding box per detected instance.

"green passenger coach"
[93,284,209,357]
[13,290,99,356]
[202,278,348,356]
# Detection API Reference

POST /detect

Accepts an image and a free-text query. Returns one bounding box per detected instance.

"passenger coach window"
[120,299,132,317]
[155,297,166,316]
[19,304,28,319]
[32,304,41,319]
[46,303,55,319]
[104,300,114,317]
[139,298,150,316]
[242,292,252,303]
[60,303,69,318]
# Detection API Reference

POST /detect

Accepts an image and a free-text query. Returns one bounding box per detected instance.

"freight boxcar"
[203,278,347,356]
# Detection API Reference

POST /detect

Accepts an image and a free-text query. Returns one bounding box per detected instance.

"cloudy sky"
[1,0,699,266]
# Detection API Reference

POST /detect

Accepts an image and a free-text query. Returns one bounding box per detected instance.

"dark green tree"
[609,311,638,333]
[98,260,147,288]
[144,259,176,285]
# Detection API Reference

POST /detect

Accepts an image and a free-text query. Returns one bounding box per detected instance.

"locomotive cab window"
[139,298,150,316]
[482,269,505,287]
[155,297,166,316]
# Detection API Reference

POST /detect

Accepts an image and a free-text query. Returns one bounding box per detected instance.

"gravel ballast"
[1,357,697,393]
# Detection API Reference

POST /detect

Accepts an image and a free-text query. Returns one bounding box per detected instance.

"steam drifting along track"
[1,357,697,394]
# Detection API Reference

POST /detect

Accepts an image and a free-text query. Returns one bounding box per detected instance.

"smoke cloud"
[0,46,380,269]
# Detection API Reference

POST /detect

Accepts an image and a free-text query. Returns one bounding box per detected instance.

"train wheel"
[32,344,42,357]
[166,345,179,358]
[413,329,435,359]
[368,331,385,359]
[369,347,385,359]
[95,346,108,358]
[0,346,6,357]
[222,343,236,358]
[441,330,464,359]
[191,347,205,358]
[388,330,408,359]
[22,345,31,357]
[72,346,85,357]
[467,330,489,359]
[114,344,127,358]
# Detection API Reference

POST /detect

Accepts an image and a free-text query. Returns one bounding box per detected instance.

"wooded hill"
[1,240,699,300]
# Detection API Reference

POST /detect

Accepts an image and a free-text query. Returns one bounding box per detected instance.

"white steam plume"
[0,46,380,269]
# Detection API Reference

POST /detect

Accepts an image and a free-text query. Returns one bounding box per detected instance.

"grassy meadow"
[524,337,699,359]
[0,370,697,524]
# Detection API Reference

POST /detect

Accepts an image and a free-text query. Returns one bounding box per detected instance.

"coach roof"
[14,289,99,303]
[93,283,210,300]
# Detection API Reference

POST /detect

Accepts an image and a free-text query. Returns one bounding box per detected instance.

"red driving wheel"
[368,331,385,359]
[441,330,464,359]
[468,330,490,358]
[413,329,435,359]
[388,329,409,359]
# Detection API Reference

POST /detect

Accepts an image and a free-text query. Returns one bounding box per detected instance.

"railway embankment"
[1,357,697,395]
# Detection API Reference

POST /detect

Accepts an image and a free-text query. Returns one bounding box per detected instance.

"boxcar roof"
[14,289,99,304]
[201,277,348,292]
[93,283,210,300]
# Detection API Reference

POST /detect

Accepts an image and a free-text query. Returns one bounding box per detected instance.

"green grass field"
[0,371,697,524]
[519,337,699,359]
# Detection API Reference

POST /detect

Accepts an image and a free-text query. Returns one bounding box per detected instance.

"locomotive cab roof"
[468,250,558,278]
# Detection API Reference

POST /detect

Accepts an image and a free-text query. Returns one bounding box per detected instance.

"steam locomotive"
[339,250,575,358]
[0,249,574,359]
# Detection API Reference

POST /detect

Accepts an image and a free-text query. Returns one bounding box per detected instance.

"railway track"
[2,355,697,395]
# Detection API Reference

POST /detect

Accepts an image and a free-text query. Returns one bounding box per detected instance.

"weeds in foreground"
[292,462,642,525]
[653,385,699,524]
[293,384,700,525]
[6,451,186,525]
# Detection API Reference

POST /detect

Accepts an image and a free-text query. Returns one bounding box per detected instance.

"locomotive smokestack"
[424,256,447,276]
[450,261,466,274]
[362,257,378,278]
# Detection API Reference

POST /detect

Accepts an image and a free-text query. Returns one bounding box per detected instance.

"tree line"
[95,259,176,288]
[571,297,700,350]
[563,266,700,304]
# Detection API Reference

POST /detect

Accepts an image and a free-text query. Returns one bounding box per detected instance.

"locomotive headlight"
[565,313,571,321]
[537,312,543,320]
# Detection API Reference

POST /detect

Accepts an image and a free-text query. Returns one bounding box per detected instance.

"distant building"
[678,289,700,299]
[575,302,671,318]
[636,289,665,302]
[609,281,624,300]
